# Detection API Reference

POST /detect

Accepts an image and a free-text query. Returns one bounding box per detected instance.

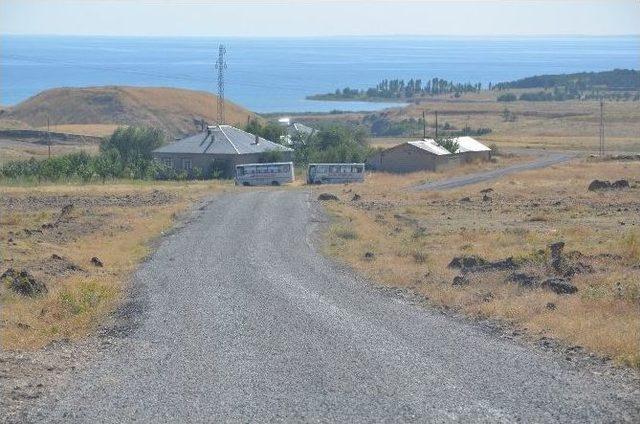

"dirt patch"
[1,190,175,211]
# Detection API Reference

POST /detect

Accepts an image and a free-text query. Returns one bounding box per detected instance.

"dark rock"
[448,255,488,270]
[449,255,518,273]
[90,257,104,267]
[480,188,494,193]
[549,241,565,272]
[611,179,629,189]
[1,268,48,297]
[482,194,492,202]
[542,278,578,295]
[48,254,84,273]
[485,257,518,271]
[363,251,375,260]
[351,193,361,201]
[459,196,471,202]
[507,272,538,288]
[452,275,469,286]
[588,180,611,191]
[546,302,557,310]
[317,193,339,201]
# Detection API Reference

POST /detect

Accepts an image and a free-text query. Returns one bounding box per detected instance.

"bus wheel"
[243,182,250,186]
[271,181,280,186]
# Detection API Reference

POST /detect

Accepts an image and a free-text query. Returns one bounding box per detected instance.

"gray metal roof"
[154,125,293,155]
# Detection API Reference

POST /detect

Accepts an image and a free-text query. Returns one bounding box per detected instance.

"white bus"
[235,162,295,186]
[307,163,365,184]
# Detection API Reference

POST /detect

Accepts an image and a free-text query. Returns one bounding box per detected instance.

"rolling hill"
[0,86,259,137]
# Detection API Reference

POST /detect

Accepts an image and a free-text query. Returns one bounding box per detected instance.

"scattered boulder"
[448,255,517,273]
[588,180,611,191]
[549,241,565,270]
[1,268,48,297]
[611,179,629,189]
[351,193,361,201]
[448,255,488,271]
[546,302,557,310]
[480,188,494,194]
[482,194,492,202]
[507,272,538,288]
[452,275,469,286]
[317,193,339,201]
[542,278,578,295]
[90,257,104,267]
[459,196,471,203]
[588,179,630,191]
[47,254,84,274]
[548,241,592,277]
[363,251,375,260]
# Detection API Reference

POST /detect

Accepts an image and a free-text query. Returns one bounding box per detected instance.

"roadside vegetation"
[0,180,229,350]
[321,159,640,368]
[0,126,218,183]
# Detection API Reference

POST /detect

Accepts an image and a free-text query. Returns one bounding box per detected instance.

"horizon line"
[3,33,640,38]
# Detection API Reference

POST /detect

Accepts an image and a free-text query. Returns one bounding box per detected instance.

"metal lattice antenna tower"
[215,44,227,125]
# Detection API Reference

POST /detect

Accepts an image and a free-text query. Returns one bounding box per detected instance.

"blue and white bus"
[235,162,295,186]
[307,163,365,184]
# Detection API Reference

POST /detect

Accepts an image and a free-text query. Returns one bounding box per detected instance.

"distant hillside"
[0,86,259,137]
[493,69,640,91]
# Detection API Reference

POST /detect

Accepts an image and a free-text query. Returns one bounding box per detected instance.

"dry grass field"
[321,158,640,368]
[299,92,640,153]
[0,180,230,350]
[0,139,100,164]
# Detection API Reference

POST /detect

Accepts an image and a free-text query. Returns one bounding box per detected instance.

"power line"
[599,99,605,156]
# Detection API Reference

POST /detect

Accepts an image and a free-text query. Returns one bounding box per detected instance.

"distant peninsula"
[308,69,640,103]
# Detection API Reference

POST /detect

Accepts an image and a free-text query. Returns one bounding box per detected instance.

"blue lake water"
[2,35,639,113]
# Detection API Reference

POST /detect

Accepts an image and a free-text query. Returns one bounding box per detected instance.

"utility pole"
[215,44,227,125]
[47,115,51,158]
[435,111,438,140]
[422,110,426,139]
[599,99,605,156]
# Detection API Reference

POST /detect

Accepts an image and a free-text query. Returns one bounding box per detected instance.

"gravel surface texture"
[14,189,640,422]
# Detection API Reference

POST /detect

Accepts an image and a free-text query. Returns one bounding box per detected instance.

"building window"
[182,159,193,171]
[162,157,173,167]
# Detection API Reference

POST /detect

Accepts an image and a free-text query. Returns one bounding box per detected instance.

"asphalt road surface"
[415,152,574,191]
[26,190,639,422]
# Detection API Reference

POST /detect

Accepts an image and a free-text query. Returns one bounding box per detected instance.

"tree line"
[308,77,483,101]
[494,69,640,102]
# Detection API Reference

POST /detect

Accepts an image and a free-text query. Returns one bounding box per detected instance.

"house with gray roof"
[153,125,293,177]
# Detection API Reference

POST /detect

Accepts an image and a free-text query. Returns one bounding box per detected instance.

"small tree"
[437,137,459,154]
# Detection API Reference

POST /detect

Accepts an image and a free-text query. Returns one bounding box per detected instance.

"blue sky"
[2,0,639,37]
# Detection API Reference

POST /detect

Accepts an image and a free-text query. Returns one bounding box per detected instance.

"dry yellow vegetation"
[301,92,640,153]
[0,180,230,350]
[1,86,260,137]
[321,158,640,367]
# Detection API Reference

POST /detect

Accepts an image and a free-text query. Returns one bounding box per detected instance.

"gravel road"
[22,190,640,422]
[415,152,574,191]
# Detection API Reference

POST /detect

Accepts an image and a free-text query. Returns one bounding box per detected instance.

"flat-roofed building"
[367,139,460,173]
[367,136,491,173]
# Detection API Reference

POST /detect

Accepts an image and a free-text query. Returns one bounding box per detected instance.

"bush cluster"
[0,126,195,183]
